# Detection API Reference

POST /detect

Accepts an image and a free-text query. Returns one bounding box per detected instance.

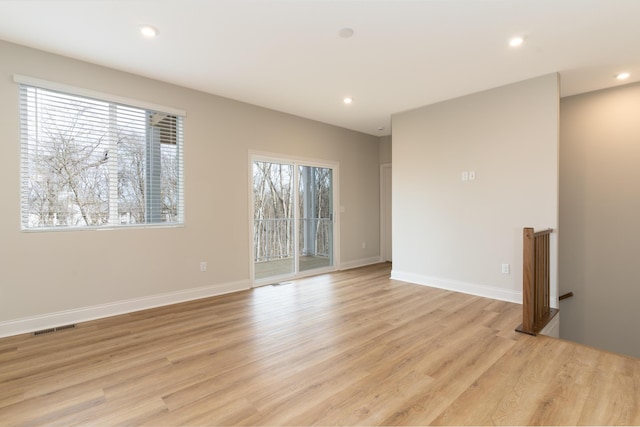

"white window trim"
[17,78,186,231]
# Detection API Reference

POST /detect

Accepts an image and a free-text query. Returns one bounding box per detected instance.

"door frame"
[248,150,340,287]
[380,163,392,263]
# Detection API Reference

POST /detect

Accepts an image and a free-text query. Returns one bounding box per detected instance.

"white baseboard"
[339,256,383,271]
[390,270,522,304]
[0,279,251,339]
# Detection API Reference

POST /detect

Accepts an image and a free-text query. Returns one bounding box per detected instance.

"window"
[19,84,184,229]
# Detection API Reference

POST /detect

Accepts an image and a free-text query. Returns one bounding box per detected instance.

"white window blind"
[19,84,184,230]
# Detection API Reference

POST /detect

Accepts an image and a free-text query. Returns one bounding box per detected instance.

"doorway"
[380,163,392,262]
[251,155,338,283]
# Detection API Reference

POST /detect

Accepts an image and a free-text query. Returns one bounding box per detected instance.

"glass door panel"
[253,161,294,280]
[298,165,333,272]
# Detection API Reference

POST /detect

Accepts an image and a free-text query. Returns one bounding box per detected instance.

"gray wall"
[560,81,640,358]
[379,135,392,164]
[391,74,559,304]
[0,40,381,331]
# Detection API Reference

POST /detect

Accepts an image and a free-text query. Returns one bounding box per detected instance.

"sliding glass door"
[252,157,336,283]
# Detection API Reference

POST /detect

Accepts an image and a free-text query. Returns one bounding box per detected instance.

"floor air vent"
[33,324,76,336]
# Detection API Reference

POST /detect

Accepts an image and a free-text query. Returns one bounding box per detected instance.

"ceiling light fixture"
[343,97,353,105]
[509,36,524,47]
[616,72,630,80]
[140,25,159,38]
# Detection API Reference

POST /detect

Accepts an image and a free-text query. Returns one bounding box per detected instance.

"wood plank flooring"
[254,255,331,280]
[0,263,638,426]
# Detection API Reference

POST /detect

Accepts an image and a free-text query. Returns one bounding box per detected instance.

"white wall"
[560,81,640,358]
[391,74,559,304]
[0,40,381,335]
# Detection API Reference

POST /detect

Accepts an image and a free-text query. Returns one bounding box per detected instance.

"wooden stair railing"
[516,227,558,336]
[559,291,574,300]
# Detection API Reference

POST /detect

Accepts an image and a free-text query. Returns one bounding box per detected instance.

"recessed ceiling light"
[616,72,631,80]
[509,36,524,47]
[339,28,354,38]
[377,126,385,131]
[343,97,353,105]
[140,25,159,38]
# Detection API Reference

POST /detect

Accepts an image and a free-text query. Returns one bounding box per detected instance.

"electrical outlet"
[501,263,510,274]
[461,171,469,181]
[200,261,207,272]
[361,242,366,249]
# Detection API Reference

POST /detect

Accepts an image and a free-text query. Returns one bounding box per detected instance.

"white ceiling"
[1,0,639,136]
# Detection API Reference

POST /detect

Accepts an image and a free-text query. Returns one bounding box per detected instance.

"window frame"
[15,75,186,232]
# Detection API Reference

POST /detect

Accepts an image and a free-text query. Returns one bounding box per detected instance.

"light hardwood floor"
[254,255,331,280]
[0,263,638,426]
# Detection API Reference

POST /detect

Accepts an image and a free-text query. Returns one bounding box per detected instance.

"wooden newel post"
[517,227,557,336]
[522,227,535,333]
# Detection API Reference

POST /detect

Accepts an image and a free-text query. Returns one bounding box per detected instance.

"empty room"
[0,1,639,425]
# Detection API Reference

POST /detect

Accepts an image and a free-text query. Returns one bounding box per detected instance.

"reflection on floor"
[254,255,331,280]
